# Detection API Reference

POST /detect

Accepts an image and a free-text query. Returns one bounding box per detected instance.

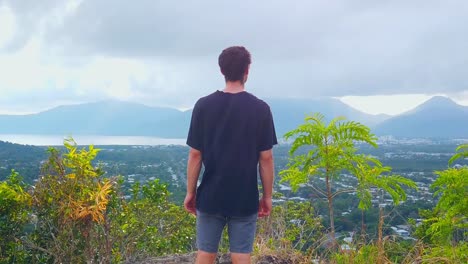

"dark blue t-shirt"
[187,90,277,217]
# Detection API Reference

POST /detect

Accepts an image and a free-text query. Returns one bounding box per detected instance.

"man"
[184,46,277,264]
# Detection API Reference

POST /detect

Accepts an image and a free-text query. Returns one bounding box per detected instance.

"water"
[0,134,187,146]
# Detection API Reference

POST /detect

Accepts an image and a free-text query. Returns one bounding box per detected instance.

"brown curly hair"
[218,46,251,82]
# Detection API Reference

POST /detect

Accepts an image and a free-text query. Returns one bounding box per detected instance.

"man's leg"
[196,250,217,264]
[196,211,226,264]
[227,213,258,264]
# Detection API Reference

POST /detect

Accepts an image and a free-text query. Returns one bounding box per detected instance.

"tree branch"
[307,182,327,197]
[332,188,357,199]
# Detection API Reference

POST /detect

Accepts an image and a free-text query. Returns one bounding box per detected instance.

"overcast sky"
[0,0,467,115]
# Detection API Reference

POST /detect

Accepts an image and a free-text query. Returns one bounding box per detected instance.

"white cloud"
[339,94,439,115]
[0,0,468,115]
[450,90,468,106]
[0,4,16,48]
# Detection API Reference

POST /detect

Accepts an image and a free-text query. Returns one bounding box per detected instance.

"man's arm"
[258,148,274,217]
[184,147,202,215]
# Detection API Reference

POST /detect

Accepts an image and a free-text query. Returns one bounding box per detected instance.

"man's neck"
[223,81,245,94]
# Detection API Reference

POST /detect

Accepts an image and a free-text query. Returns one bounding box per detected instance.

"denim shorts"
[196,210,258,254]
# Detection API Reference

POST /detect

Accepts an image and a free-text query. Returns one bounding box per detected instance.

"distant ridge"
[0,98,386,138]
[0,101,191,138]
[0,140,46,162]
[265,97,388,136]
[0,96,466,139]
[374,96,468,138]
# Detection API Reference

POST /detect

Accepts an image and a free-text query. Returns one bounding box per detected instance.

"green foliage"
[0,170,32,263]
[330,240,417,264]
[330,245,379,264]
[420,242,468,263]
[109,179,195,261]
[0,141,45,183]
[280,113,416,245]
[30,138,112,263]
[256,200,323,254]
[0,170,31,215]
[423,166,468,244]
[412,145,468,263]
[282,201,323,252]
[382,239,415,263]
[3,132,468,262]
[0,138,197,263]
[351,164,417,210]
[448,144,468,165]
[281,114,378,192]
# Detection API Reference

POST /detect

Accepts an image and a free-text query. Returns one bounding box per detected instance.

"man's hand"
[258,196,272,217]
[184,192,197,215]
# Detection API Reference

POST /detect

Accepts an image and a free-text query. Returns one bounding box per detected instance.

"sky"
[0,0,468,116]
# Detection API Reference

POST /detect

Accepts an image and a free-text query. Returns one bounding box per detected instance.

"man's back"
[184,46,276,263]
[187,90,276,216]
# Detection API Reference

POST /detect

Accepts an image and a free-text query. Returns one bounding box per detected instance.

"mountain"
[374,96,468,138]
[3,96,467,139]
[0,101,192,138]
[7,96,467,139]
[0,98,386,139]
[265,97,388,136]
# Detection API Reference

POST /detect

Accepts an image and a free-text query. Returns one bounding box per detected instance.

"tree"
[256,199,323,253]
[422,144,468,245]
[31,138,113,263]
[352,164,416,263]
[280,114,416,248]
[0,170,32,263]
[108,179,195,262]
[27,138,195,262]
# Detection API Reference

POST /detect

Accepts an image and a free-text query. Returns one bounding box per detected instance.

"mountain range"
[0,96,466,139]
[374,96,468,138]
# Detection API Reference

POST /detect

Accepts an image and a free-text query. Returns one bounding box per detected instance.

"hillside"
[0,140,46,182]
[374,96,468,138]
[0,140,45,162]
[2,138,466,263]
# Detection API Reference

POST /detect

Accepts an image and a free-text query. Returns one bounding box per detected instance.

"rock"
[216,253,232,263]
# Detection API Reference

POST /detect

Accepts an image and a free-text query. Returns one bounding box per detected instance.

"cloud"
[0,0,62,52]
[0,0,468,113]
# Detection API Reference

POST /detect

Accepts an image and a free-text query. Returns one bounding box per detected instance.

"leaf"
[449,144,468,165]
